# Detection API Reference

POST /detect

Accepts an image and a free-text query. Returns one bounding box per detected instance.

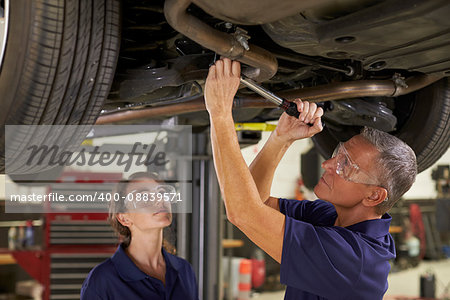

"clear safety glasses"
[128,185,176,210]
[331,142,380,186]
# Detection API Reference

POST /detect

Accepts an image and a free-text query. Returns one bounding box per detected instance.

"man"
[204,58,417,299]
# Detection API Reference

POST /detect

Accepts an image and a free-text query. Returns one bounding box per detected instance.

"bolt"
[236,36,250,51]
[233,27,251,51]
[345,66,355,76]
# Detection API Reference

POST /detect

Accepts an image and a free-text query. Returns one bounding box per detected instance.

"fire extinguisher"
[250,249,266,289]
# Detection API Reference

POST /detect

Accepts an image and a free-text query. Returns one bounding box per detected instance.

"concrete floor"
[251,259,450,299]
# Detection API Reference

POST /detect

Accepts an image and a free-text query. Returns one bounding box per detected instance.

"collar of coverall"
[111,243,181,281]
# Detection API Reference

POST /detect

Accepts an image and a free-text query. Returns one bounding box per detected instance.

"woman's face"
[118,178,172,231]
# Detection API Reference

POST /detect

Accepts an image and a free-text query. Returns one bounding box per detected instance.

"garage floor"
[252,259,450,299]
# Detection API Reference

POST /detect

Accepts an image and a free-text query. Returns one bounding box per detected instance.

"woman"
[81,172,198,299]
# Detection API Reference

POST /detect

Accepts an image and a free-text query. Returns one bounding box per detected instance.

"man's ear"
[117,213,132,227]
[363,187,388,207]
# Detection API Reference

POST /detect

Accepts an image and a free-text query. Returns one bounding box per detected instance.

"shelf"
[0,253,16,265]
[222,239,244,249]
[0,219,43,227]
[389,226,403,233]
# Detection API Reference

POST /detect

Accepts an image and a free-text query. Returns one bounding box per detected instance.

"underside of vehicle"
[0,0,449,174]
[103,0,450,173]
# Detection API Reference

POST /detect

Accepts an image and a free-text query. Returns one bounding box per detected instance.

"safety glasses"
[331,142,380,186]
[128,185,176,210]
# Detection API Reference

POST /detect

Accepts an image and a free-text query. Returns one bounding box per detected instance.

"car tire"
[312,77,450,173]
[0,0,120,174]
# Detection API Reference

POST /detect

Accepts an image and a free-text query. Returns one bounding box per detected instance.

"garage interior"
[0,128,449,299]
[1,0,450,299]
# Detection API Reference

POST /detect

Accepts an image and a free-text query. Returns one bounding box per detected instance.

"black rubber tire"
[0,0,120,174]
[8,165,65,186]
[312,77,450,173]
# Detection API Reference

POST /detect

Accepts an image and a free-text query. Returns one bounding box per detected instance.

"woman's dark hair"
[108,172,161,248]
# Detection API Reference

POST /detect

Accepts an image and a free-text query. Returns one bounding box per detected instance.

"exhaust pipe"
[164,0,277,82]
[96,74,442,124]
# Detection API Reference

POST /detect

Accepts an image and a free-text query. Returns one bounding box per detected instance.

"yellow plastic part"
[235,123,276,131]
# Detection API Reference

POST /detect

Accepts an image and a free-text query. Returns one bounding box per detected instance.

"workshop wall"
[404,148,450,199]
[241,131,312,199]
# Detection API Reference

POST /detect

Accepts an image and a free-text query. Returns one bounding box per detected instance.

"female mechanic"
[81,172,198,299]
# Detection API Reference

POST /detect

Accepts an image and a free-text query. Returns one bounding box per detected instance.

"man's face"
[314,135,380,208]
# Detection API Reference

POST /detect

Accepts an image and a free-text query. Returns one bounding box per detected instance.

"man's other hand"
[274,99,324,143]
[204,58,241,118]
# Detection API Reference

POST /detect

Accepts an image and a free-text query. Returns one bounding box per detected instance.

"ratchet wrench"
[239,76,301,118]
[209,53,305,119]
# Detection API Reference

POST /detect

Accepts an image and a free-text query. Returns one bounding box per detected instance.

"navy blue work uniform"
[279,199,395,300]
[81,244,198,300]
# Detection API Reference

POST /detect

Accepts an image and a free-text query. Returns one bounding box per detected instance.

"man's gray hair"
[360,127,417,215]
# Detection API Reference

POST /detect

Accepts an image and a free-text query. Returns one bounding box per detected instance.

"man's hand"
[204,58,241,117]
[274,99,324,143]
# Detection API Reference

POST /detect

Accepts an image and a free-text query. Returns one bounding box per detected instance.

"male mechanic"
[204,58,417,299]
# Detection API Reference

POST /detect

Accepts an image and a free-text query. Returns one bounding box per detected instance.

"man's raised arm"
[250,102,324,209]
[203,58,324,262]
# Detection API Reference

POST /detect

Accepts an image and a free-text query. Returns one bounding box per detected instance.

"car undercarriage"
[0,0,449,173]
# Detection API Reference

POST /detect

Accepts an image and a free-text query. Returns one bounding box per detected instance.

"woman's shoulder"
[164,251,196,277]
[164,251,198,297]
[165,252,193,268]
[81,258,117,299]
[83,258,117,288]
[90,258,115,275]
